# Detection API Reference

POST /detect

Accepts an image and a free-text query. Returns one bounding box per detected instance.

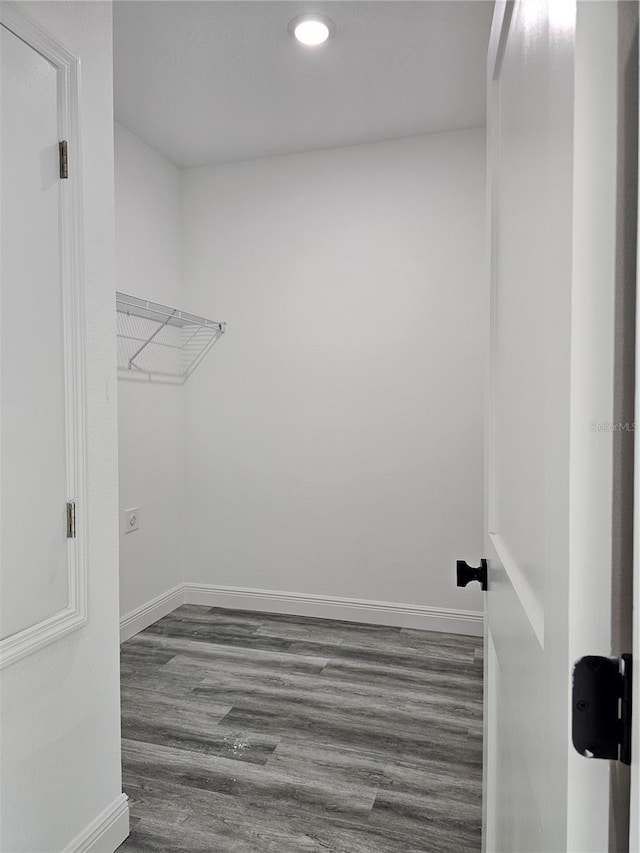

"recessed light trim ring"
[288,13,336,46]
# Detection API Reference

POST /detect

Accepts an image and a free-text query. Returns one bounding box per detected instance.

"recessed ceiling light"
[288,14,335,47]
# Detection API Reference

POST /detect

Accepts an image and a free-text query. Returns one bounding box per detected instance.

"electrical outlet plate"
[124,507,140,534]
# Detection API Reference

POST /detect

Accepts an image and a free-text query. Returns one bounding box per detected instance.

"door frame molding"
[0,4,87,668]
[630,21,640,845]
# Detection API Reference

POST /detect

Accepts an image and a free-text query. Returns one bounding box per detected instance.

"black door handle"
[456,558,488,591]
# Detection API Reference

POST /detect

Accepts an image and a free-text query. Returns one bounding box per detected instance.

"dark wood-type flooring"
[117,605,483,852]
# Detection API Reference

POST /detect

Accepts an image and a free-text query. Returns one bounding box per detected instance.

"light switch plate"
[124,507,140,534]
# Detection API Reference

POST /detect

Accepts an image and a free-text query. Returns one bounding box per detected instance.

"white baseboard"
[120,584,185,643]
[63,793,129,853]
[183,583,484,636]
[121,582,483,640]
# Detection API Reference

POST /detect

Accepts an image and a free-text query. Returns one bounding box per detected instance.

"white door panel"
[0,6,87,668]
[0,24,68,638]
[484,2,631,851]
[486,561,546,849]
[486,2,574,843]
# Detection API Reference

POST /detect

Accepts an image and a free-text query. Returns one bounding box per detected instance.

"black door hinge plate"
[59,140,68,179]
[66,500,76,539]
[572,654,632,765]
[456,558,488,591]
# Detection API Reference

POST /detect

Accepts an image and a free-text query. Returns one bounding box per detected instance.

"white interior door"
[0,7,86,668]
[0,23,68,639]
[484,2,634,851]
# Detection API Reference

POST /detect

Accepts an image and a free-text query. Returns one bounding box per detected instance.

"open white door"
[483,2,636,851]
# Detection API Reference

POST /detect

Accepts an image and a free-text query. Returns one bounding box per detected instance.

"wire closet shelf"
[116,292,226,384]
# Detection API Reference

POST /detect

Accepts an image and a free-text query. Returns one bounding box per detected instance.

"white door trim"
[630,27,640,846]
[0,4,87,668]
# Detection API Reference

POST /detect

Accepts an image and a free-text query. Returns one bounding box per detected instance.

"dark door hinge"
[59,140,68,179]
[572,654,632,765]
[66,500,76,539]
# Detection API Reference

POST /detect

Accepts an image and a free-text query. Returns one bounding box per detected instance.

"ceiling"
[114,1,493,168]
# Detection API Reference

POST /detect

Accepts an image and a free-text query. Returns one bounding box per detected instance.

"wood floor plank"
[118,604,482,852]
[190,665,481,721]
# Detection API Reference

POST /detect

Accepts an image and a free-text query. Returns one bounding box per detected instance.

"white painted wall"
[115,123,185,622]
[0,2,126,851]
[182,129,486,623]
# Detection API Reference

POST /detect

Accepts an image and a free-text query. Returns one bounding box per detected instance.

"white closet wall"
[1,4,125,851]
[182,129,486,629]
[115,123,185,623]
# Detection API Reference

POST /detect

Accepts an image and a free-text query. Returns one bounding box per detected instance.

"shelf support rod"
[127,308,177,370]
